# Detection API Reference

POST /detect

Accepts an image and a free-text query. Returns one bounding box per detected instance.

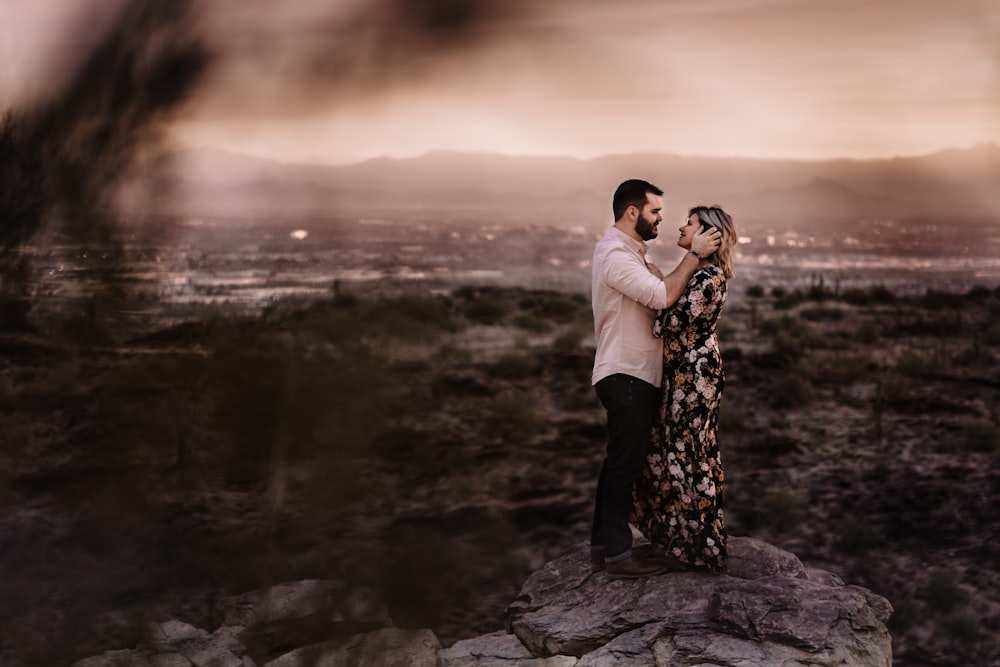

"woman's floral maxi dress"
[632,264,729,572]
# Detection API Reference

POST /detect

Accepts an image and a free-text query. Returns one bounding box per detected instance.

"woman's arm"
[659,226,721,307]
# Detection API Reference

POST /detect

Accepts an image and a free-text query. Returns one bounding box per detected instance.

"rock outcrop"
[497,537,893,667]
[69,580,430,667]
[72,537,892,667]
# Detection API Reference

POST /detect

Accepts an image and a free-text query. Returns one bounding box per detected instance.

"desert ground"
[1,220,999,666]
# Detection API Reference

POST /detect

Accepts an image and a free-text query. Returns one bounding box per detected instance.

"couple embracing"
[590,179,737,579]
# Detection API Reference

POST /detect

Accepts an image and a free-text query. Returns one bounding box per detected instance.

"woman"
[631,205,737,572]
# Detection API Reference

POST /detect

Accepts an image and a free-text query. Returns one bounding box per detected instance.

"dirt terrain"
[1,281,998,666]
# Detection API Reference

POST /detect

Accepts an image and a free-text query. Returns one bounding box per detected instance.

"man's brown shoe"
[605,554,670,580]
[590,544,656,572]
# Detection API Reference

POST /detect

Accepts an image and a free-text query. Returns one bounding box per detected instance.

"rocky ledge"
[492,536,893,667]
[72,537,892,667]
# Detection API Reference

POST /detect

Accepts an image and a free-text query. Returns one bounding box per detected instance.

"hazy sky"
[2,0,999,164]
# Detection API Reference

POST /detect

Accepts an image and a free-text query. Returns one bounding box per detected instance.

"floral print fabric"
[632,264,729,572]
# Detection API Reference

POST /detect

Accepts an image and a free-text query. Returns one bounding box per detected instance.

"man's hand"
[691,227,722,258]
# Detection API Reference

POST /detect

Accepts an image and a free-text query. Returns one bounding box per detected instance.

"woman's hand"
[691,227,721,258]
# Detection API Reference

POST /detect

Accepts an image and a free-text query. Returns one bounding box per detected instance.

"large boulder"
[260,627,439,667]
[499,537,892,667]
[71,580,392,667]
[438,632,577,667]
[216,579,390,660]
[71,620,253,667]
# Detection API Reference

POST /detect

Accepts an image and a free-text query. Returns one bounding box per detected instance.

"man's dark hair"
[612,179,663,221]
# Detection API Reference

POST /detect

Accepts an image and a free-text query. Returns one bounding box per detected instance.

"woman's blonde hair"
[689,205,737,279]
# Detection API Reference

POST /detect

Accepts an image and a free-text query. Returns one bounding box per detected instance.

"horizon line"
[183,141,1000,169]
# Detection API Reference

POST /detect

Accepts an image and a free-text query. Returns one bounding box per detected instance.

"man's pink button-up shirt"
[591,226,668,387]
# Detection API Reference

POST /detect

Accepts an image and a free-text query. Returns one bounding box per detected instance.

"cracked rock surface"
[500,536,892,667]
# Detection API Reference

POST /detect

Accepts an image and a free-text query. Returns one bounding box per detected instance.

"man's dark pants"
[591,373,658,562]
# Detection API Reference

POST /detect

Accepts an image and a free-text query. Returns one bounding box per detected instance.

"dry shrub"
[799,306,845,322]
[513,313,552,333]
[760,315,822,361]
[739,486,810,534]
[552,323,589,352]
[765,373,814,408]
[488,352,541,381]
[952,417,1000,454]
[984,323,1000,347]
[921,569,968,614]
[833,514,885,554]
[460,291,509,324]
[488,390,547,441]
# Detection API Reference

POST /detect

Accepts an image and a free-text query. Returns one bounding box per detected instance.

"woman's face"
[677,213,702,250]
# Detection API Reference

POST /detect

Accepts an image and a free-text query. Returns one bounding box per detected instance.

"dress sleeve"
[653,267,725,336]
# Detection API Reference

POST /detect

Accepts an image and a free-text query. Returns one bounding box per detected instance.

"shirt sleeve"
[601,247,668,310]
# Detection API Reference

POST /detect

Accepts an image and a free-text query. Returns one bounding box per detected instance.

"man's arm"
[660,227,721,307]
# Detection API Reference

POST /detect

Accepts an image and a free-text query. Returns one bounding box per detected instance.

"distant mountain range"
[139,144,1000,226]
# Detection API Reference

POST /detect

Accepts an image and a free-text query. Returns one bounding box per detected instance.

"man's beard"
[635,213,659,241]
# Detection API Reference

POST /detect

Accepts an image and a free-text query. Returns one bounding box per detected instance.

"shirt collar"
[610,225,649,258]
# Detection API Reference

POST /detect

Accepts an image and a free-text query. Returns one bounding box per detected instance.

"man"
[590,179,721,579]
